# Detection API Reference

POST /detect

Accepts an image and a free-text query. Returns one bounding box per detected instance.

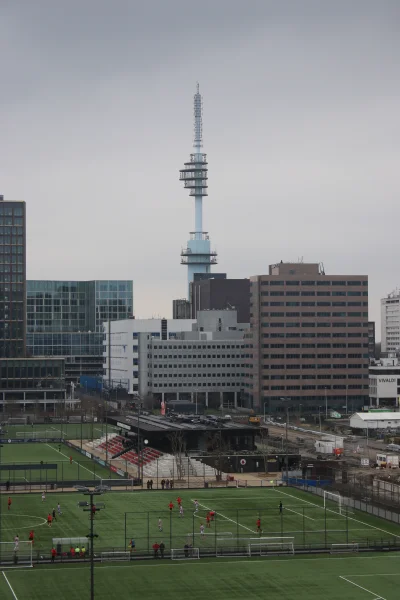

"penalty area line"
[339,575,386,600]
[2,571,19,600]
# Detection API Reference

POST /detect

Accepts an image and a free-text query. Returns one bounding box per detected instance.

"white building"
[381,290,400,353]
[103,317,195,394]
[350,412,400,430]
[103,310,249,407]
[369,356,400,408]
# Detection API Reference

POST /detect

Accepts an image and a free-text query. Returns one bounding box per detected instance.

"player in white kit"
[200,524,205,536]
[41,491,46,502]
[194,499,199,512]
[179,504,184,518]
[158,518,163,531]
[14,535,19,551]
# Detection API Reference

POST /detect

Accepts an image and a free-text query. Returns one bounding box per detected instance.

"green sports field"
[1,422,119,441]
[0,442,123,485]
[1,551,400,599]
[1,486,399,557]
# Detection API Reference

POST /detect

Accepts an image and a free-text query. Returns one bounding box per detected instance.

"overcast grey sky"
[1,1,398,334]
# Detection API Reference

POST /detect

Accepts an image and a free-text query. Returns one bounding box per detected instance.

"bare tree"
[207,431,231,481]
[168,431,186,480]
[258,427,270,475]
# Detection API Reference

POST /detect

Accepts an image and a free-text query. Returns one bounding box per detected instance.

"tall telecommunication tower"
[179,84,217,298]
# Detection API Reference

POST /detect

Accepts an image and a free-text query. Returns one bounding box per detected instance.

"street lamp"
[324,387,328,418]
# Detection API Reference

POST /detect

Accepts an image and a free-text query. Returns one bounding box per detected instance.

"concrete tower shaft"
[179,84,217,298]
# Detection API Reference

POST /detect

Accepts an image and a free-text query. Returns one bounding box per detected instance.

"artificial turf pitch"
[1,553,400,599]
[1,486,400,598]
[0,442,122,484]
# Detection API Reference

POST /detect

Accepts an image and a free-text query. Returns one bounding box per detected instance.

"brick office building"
[243,262,369,414]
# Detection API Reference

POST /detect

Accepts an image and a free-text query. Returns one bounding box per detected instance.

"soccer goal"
[235,479,248,488]
[323,491,343,515]
[100,478,134,490]
[248,537,295,556]
[330,543,359,554]
[7,417,28,425]
[101,551,131,562]
[16,430,64,440]
[0,541,33,568]
[171,547,200,560]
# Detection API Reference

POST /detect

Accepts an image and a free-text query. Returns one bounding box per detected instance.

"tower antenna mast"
[179,84,217,298]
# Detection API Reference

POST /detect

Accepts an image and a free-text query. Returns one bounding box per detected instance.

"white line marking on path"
[339,575,386,600]
[2,571,19,600]
[272,488,400,539]
[194,499,257,534]
[45,443,101,479]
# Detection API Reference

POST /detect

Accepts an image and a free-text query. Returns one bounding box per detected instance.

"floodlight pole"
[79,489,103,600]
[0,443,2,566]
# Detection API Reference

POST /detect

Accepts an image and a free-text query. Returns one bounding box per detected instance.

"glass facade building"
[27,280,133,382]
[0,198,26,358]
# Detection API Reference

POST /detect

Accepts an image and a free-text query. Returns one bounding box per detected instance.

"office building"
[381,290,400,354]
[369,355,400,409]
[243,262,369,414]
[190,278,250,323]
[27,280,133,383]
[172,299,191,319]
[103,310,248,407]
[0,196,26,358]
[0,357,65,411]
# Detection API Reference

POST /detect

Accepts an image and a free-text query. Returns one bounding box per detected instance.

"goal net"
[330,543,359,554]
[100,478,134,490]
[235,479,248,488]
[0,541,33,568]
[248,537,295,556]
[7,417,28,425]
[101,551,131,562]
[171,547,200,560]
[323,491,343,515]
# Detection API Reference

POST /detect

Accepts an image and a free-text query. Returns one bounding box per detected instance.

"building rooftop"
[352,412,400,421]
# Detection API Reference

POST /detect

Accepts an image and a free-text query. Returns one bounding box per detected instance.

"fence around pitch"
[293,482,400,526]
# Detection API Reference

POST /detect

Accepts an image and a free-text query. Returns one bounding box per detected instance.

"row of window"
[261,322,367,328]
[261,312,367,317]
[259,291,368,297]
[261,343,367,348]
[258,280,367,286]
[259,302,368,307]
[152,373,241,378]
[264,363,366,369]
[151,364,242,369]
[151,354,242,360]
[261,374,368,380]
[151,382,241,388]
[263,353,367,359]
[151,344,242,350]
[0,206,24,217]
[263,333,369,338]
[266,385,368,391]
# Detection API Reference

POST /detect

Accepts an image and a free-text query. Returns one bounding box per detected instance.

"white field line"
[194,500,257,534]
[45,443,101,479]
[339,575,386,600]
[286,507,315,521]
[12,553,400,573]
[272,488,400,539]
[2,572,19,600]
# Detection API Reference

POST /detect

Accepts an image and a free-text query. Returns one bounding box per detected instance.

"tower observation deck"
[180,84,217,298]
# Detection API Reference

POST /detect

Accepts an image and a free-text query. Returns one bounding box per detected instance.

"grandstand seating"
[97,435,162,468]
